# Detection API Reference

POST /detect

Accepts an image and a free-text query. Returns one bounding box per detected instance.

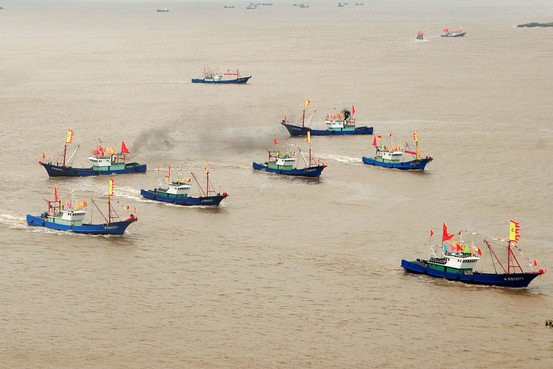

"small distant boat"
[223,5,235,8]
[362,131,433,170]
[338,2,346,7]
[191,67,251,84]
[416,31,424,40]
[298,3,310,8]
[441,26,466,37]
[140,162,228,206]
[252,135,326,177]
[281,100,373,136]
[26,180,137,235]
[401,221,546,287]
[156,8,169,12]
[39,130,146,177]
[246,3,257,9]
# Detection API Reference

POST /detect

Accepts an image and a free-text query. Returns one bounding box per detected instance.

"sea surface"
[1,0,553,368]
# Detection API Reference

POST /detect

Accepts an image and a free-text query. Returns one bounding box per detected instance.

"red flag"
[404,150,417,155]
[534,259,538,267]
[53,186,59,202]
[477,247,483,256]
[442,222,455,242]
[430,229,434,238]
[42,152,46,159]
[372,136,377,146]
[121,140,130,154]
[273,135,278,146]
[351,105,356,115]
[455,243,463,252]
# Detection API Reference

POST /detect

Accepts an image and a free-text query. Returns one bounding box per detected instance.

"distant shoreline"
[517,22,553,28]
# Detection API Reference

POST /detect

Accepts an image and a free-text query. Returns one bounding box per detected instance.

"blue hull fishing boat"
[401,260,541,287]
[253,135,326,177]
[40,130,146,177]
[252,161,325,177]
[41,162,146,177]
[401,221,545,288]
[441,26,466,37]
[192,68,251,84]
[26,214,135,235]
[281,100,373,136]
[26,181,137,235]
[362,131,433,170]
[362,156,432,170]
[141,162,228,206]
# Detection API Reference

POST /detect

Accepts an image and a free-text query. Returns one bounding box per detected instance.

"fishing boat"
[26,180,137,235]
[191,68,251,84]
[416,31,424,40]
[39,130,146,177]
[156,8,169,12]
[362,131,433,170]
[441,26,466,37]
[281,99,373,136]
[140,162,228,206]
[252,134,326,177]
[401,221,545,287]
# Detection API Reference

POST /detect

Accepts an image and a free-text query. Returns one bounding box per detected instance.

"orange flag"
[109,179,114,196]
[204,160,209,174]
[121,140,130,154]
[54,186,59,202]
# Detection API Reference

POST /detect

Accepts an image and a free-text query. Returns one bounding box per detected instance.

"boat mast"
[190,172,207,197]
[484,239,507,273]
[302,107,306,128]
[63,143,67,167]
[507,240,524,273]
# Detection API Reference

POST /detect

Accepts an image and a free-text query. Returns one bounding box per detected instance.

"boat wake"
[0,213,27,229]
[317,153,362,165]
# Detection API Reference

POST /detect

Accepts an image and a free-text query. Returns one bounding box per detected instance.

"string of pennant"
[431,226,538,269]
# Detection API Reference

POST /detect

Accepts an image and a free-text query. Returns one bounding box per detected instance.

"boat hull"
[362,156,432,170]
[441,32,466,37]
[252,162,325,177]
[41,162,147,177]
[191,76,251,84]
[26,214,136,235]
[140,189,227,206]
[401,259,540,287]
[281,123,373,136]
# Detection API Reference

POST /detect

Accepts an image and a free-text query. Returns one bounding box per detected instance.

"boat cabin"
[165,181,191,196]
[428,252,480,274]
[89,156,113,167]
[377,150,404,162]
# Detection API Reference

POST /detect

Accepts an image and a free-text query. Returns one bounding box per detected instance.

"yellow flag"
[304,98,311,109]
[109,178,114,196]
[204,160,209,174]
[509,220,520,242]
[66,129,74,144]
[306,131,311,144]
[413,131,418,142]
